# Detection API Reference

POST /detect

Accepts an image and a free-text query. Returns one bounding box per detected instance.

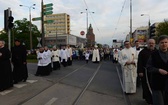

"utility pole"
[41,0,45,47]
[130,0,132,43]
[8,8,11,50]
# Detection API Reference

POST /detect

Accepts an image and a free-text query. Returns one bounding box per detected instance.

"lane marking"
[26,80,38,83]
[116,66,124,91]
[0,89,13,95]
[14,84,27,88]
[45,97,58,105]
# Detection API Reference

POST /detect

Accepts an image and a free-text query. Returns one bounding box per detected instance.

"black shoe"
[35,74,39,76]
[0,89,5,92]
[14,81,18,84]
[23,79,26,82]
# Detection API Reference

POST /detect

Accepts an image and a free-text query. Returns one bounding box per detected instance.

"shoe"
[0,89,5,92]
[35,74,39,76]
[23,79,26,82]
[14,81,18,84]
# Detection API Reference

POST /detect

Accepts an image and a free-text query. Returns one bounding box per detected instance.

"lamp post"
[141,14,151,40]
[19,4,35,50]
[81,9,94,34]
[130,0,132,43]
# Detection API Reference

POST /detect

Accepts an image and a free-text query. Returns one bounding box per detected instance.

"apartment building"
[44,13,70,37]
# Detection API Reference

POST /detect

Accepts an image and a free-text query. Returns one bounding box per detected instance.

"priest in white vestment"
[119,41,138,94]
[67,45,73,66]
[52,46,60,70]
[35,47,50,76]
[44,46,52,72]
[92,45,100,63]
[60,46,68,67]
[133,40,143,87]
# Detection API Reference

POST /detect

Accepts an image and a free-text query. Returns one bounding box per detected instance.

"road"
[0,60,147,105]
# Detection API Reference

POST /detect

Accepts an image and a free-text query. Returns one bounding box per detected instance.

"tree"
[0,18,41,49]
[97,43,102,48]
[156,20,168,37]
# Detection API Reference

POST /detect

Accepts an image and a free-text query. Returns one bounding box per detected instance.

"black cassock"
[11,45,28,83]
[0,47,13,91]
[137,47,156,104]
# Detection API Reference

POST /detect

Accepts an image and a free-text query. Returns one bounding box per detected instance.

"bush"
[27,54,37,59]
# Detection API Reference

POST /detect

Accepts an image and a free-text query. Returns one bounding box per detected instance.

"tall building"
[44,13,70,37]
[43,13,86,47]
[86,24,95,47]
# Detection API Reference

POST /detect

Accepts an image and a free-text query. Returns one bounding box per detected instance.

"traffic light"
[150,24,156,38]
[8,16,14,29]
[4,9,14,31]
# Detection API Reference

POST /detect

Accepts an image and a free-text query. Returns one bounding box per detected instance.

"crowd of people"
[1,35,168,105]
[35,44,103,77]
[118,35,168,105]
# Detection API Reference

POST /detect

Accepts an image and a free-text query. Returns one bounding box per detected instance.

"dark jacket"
[150,50,168,90]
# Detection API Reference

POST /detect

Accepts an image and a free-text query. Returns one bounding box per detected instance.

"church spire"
[89,24,93,30]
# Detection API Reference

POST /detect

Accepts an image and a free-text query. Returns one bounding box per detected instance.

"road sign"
[43,7,53,11]
[44,20,54,24]
[37,43,42,47]
[43,3,53,15]
[43,3,53,8]
[37,37,41,42]
[80,31,85,35]
[44,11,53,15]
[37,37,42,47]
[32,17,41,21]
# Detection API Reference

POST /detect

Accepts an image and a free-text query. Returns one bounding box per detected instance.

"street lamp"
[81,9,94,34]
[19,4,36,50]
[141,14,151,40]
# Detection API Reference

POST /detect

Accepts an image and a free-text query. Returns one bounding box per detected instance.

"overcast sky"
[0,0,168,45]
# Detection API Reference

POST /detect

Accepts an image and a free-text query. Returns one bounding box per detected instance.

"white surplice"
[60,49,68,62]
[43,50,52,65]
[37,52,48,66]
[67,47,73,60]
[119,47,138,93]
[52,50,60,62]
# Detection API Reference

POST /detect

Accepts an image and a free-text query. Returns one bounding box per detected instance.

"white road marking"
[116,66,124,92]
[14,84,27,88]
[44,97,58,105]
[0,90,13,95]
[26,80,38,83]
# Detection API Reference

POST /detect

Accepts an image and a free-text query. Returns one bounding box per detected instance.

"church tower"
[86,24,95,47]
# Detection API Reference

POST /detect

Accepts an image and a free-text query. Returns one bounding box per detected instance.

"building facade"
[44,34,87,48]
[132,26,148,45]
[44,13,70,37]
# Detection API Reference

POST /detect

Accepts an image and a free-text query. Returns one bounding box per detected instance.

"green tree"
[97,43,102,48]
[156,20,168,37]
[0,18,41,49]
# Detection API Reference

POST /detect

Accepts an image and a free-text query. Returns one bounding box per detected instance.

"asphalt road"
[0,60,147,105]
